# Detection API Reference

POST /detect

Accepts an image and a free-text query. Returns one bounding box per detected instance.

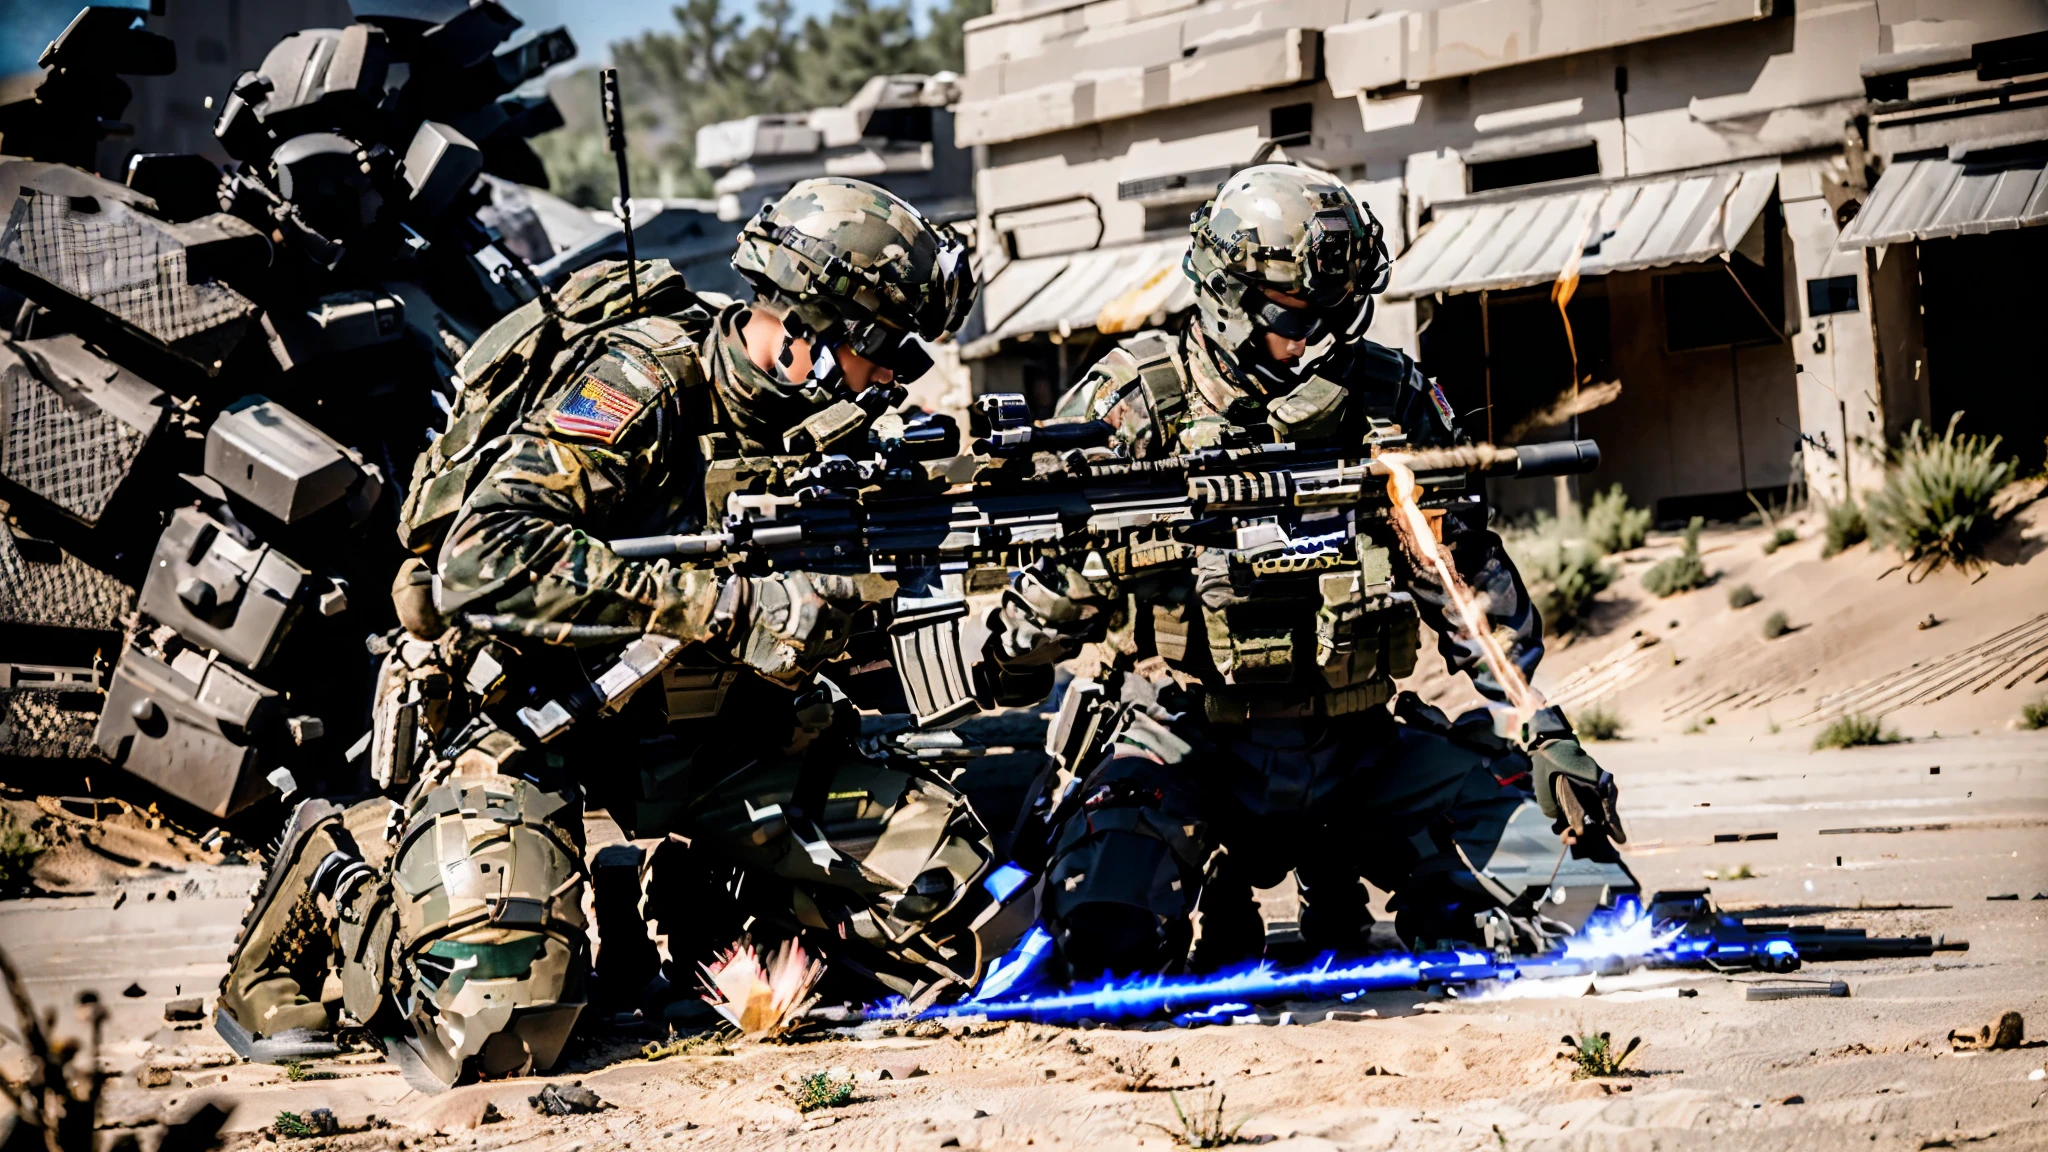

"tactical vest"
[396,259,712,558]
[1097,330,1422,720]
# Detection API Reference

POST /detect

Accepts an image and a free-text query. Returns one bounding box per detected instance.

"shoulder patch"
[1427,378,1456,431]
[547,376,643,444]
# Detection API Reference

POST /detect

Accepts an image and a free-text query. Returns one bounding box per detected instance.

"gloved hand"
[1529,736,1626,845]
[736,571,896,684]
[984,555,1116,668]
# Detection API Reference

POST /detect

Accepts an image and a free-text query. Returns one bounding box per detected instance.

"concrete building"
[954,0,2048,520]
[696,73,975,224]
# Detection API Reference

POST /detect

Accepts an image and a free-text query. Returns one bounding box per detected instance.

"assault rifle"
[513,394,1601,742]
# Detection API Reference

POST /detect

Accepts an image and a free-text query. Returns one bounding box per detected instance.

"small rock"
[1778,1094,1805,1105]
[937,1137,960,1148]
[1949,1011,2024,1051]
[875,1062,927,1081]
[1988,893,2020,901]
[1327,1009,1379,1022]
[135,1065,173,1088]
[1043,1069,1057,1080]
[801,1116,840,1131]
[529,1085,605,1116]
[163,997,204,1022]
[123,983,147,998]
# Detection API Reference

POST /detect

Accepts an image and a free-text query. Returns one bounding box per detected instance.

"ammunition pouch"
[660,664,739,721]
[366,631,463,791]
[1177,536,1419,721]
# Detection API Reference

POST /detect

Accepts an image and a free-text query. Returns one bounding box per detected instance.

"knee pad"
[379,776,589,1089]
[1045,807,1202,978]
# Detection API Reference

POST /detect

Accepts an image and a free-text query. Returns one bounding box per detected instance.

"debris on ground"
[530,1084,607,1115]
[162,997,203,1021]
[1950,1012,2025,1051]
[1745,981,1850,1001]
[642,1031,732,1060]
[274,1109,338,1138]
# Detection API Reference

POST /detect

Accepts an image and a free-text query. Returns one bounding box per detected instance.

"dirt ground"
[1,513,2044,1151]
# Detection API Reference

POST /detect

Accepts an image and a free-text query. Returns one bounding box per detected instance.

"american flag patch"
[1428,379,1457,431]
[547,377,642,444]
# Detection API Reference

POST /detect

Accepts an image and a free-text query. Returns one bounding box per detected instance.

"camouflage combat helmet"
[731,176,975,407]
[1184,164,1390,385]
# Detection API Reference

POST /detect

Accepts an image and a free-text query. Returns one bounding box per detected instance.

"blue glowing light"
[878,895,1815,1027]
[982,862,1033,903]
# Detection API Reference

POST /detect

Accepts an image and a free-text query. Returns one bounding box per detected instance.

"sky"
[0,0,887,78]
[500,0,904,65]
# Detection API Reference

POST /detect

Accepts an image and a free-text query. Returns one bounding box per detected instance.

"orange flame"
[1380,454,1544,728]
[700,938,825,1038]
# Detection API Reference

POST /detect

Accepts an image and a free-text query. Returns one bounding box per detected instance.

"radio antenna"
[600,67,641,314]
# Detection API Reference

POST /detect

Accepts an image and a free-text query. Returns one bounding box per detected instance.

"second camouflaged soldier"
[983,164,1637,978]
[216,178,1021,1089]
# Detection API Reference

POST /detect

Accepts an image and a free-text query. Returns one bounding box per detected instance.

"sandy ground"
[0,729,2041,1151]
[0,507,2043,1150]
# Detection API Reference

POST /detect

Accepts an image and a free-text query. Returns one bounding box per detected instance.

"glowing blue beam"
[893,896,1806,1026]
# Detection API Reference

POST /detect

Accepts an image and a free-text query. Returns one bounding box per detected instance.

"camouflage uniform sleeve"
[434,334,727,645]
[1371,346,1548,702]
[1054,348,1165,458]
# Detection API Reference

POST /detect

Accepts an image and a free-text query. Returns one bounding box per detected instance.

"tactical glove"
[985,555,1117,667]
[1529,736,1626,844]
[736,571,896,685]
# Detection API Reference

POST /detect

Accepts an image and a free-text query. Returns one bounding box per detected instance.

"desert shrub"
[0,813,44,894]
[1812,713,1899,750]
[1583,484,1652,554]
[1865,415,2016,576]
[1762,526,1797,554]
[2020,698,2047,731]
[795,1071,855,1113]
[1562,1033,1643,1079]
[1523,541,1614,634]
[1641,517,1709,597]
[1821,501,1867,557]
[1574,702,1624,741]
[1152,1091,1257,1148]
[1761,610,1790,640]
[1727,583,1761,609]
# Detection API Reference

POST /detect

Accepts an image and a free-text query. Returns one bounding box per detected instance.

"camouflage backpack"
[396,259,711,557]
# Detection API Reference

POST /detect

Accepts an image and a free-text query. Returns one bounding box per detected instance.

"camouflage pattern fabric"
[732,176,974,343]
[432,304,737,645]
[1041,326,1546,706]
[1183,164,1389,353]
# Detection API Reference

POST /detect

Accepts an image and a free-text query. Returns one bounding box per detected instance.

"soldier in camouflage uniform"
[217,178,1016,1089]
[982,165,1636,978]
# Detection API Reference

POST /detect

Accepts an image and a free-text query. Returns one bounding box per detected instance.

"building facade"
[954,0,2048,520]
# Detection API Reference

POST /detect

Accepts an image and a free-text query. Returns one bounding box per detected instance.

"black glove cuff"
[1523,705,1573,746]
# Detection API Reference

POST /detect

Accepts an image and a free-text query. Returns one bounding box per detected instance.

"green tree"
[538,0,985,207]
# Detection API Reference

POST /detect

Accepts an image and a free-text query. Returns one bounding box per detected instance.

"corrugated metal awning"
[963,238,1194,359]
[1838,150,2048,248]
[1385,162,1779,300]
